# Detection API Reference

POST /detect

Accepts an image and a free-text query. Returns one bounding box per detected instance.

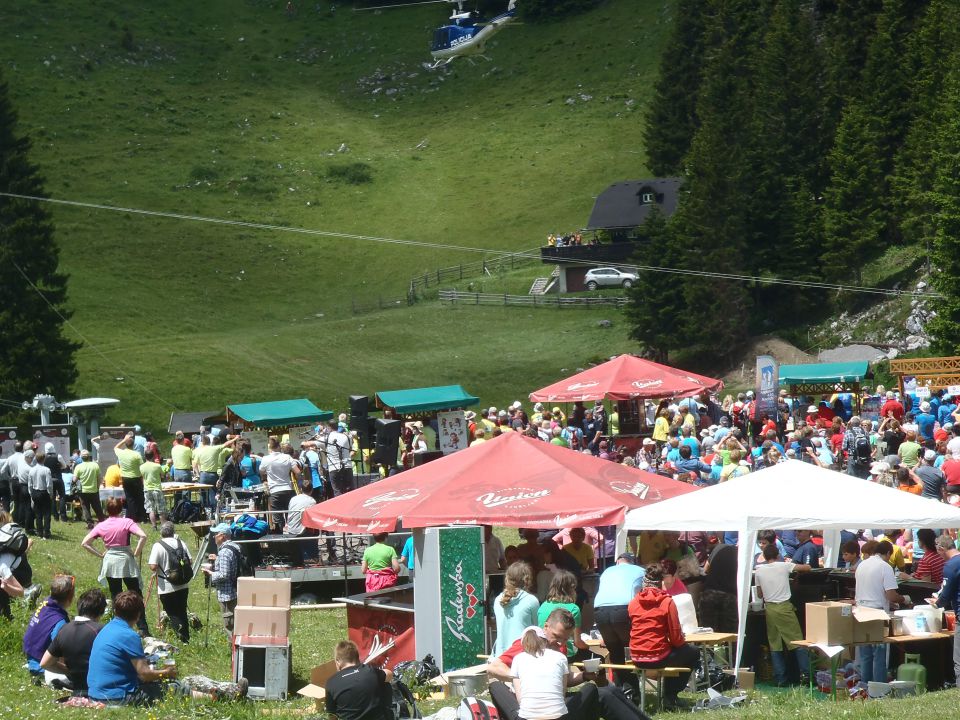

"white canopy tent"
[623,460,960,669]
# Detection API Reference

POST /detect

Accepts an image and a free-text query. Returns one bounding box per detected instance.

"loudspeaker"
[349,395,370,445]
[412,451,443,467]
[373,418,402,467]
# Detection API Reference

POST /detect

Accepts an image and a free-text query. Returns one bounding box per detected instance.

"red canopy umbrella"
[302,432,698,534]
[529,354,723,403]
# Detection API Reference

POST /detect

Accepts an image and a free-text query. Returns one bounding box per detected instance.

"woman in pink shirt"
[81,497,149,633]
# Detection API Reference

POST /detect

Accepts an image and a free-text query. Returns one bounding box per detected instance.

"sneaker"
[227,677,249,700]
[23,584,43,607]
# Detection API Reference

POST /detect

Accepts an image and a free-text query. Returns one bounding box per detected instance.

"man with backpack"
[148,522,194,643]
[0,509,34,619]
[201,522,241,637]
[842,416,873,479]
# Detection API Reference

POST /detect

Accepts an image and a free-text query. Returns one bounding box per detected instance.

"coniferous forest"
[627,0,960,364]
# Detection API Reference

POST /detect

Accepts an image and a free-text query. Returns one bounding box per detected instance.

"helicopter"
[357,0,518,67]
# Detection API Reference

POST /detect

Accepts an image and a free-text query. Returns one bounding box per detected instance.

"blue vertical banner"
[755,355,779,420]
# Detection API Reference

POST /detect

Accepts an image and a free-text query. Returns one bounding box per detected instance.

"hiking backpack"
[390,679,422,720]
[0,522,28,556]
[160,539,194,585]
[853,431,871,464]
[170,499,204,524]
[457,697,498,720]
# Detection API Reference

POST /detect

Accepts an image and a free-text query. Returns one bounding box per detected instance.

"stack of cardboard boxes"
[232,578,293,700]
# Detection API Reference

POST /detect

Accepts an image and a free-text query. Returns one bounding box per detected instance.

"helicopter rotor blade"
[353,0,450,11]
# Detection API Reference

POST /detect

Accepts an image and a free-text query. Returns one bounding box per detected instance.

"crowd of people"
[546,231,592,248]
[3,385,960,710]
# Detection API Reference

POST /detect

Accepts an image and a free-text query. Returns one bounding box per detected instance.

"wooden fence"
[408,248,541,300]
[438,289,628,309]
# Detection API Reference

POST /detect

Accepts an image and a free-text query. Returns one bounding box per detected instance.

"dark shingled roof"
[586,178,684,231]
[167,411,223,435]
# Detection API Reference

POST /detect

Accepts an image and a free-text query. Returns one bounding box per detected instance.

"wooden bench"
[481,655,690,711]
[601,663,691,711]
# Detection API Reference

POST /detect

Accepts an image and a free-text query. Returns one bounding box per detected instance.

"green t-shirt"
[899,441,922,468]
[171,444,193,471]
[74,461,101,494]
[194,444,221,473]
[363,542,398,571]
[217,445,233,469]
[140,461,164,491]
[537,601,581,657]
[115,447,143,478]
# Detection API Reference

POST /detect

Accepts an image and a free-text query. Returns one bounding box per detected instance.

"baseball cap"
[211,522,233,535]
[924,449,937,462]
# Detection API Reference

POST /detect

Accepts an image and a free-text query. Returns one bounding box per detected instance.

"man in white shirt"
[283,493,319,565]
[754,543,810,686]
[259,436,301,533]
[484,524,506,573]
[854,540,911,685]
[322,420,354,497]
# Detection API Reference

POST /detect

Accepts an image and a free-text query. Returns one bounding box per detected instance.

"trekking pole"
[205,572,213,648]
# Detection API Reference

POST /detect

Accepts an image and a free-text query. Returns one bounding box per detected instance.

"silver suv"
[583,267,638,290]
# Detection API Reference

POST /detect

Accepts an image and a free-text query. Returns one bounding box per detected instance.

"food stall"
[303,432,698,671]
[624,460,960,674]
[529,354,723,453]
[374,384,480,462]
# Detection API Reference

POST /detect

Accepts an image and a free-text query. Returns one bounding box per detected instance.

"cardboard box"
[297,661,339,710]
[234,605,291,637]
[805,601,854,645]
[723,669,755,690]
[238,578,292,608]
[852,606,889,643]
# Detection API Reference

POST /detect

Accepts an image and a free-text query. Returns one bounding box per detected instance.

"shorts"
[144,490,167,515]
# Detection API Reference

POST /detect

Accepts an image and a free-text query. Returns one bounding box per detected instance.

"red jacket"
[628,588,685,663]
[880,399,905,422]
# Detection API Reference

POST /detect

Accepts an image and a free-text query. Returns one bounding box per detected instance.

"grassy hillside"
[0,0,672,427]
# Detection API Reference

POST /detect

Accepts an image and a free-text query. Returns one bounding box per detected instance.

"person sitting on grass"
[23,574,75,684]
[86,591,248,705]
[324,640,393,720]
[40,587,107,695]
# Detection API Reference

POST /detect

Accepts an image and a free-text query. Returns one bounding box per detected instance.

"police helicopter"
[357,0,518,67]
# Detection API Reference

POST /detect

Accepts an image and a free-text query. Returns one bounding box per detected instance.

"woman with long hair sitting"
[493,561,539,655]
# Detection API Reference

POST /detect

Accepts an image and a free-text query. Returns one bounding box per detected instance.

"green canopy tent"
[226,398,333,429]
[374,385,480,414]
[778,361,872,413]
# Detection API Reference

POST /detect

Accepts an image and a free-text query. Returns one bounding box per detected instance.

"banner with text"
[439,525,485,671]
[755,355,779,420]
[32,425,72,461]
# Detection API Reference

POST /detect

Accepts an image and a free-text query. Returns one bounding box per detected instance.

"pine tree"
[892,0,960,259]
[624,209,687,361]
[818,0,884,134]
[746,0,827,318]
[660,0,772,362]
[0,72,79,413]
[643,0,708,176]
[820,0,922,282]
[926,58,960,353]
